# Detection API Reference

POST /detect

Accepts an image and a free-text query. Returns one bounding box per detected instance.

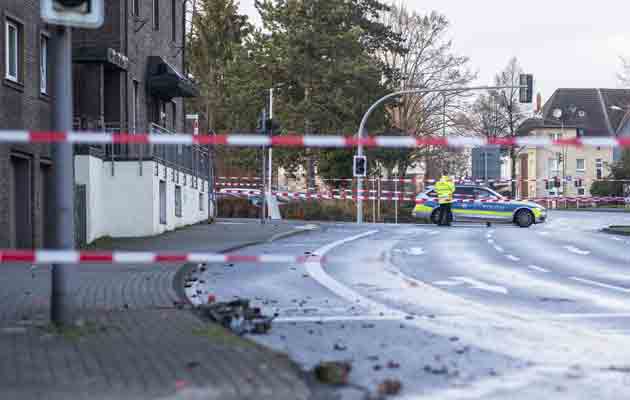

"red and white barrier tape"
[415,196,629,204]
[2,131,630,148]
[0,250,320,265]
[218,189,414,202]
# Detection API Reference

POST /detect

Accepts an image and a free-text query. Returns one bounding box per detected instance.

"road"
[187,211,630,399]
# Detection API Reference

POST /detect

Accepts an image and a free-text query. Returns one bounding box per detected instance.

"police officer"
[435,175,455,226]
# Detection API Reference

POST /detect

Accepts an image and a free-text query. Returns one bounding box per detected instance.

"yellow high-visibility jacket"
[435,177,455,204]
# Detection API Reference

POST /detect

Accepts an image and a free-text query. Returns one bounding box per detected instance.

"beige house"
[516,88,630,199]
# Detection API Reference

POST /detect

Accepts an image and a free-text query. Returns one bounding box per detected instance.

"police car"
[413,185,547,228]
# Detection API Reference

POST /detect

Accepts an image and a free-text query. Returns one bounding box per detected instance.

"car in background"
[413,185,547,228]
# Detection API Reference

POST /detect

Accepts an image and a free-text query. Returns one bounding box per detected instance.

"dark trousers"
[437,203,453,226]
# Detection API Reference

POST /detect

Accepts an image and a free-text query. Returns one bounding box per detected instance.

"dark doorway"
[11,155,33,248]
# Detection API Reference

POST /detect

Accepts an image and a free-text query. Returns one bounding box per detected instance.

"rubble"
[377,379,402,396]
[314,361,352,385]
[197,299,274,335]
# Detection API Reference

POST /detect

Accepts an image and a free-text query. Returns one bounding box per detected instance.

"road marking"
[487,239,494,244]
[564,246,590,255]
[570,277,630,293]
[493,245,504,253]
[433,280,465,287]
[405,247,425,256]
[537,231,550,236]
[527,265,550,273]
[304,230,397,315]
[505,254,520,262]
[274,315,403,323]
[450,277,508,294]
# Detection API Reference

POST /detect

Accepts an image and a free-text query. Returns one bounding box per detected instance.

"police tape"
[415,196,629,204]
[218,190,414,202]
[0,249,322,265]
[2,130,630,148]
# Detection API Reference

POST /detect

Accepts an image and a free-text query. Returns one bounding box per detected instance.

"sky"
[238,0,630,103]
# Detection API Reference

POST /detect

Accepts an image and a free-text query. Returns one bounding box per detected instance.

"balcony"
[73,120,211,182]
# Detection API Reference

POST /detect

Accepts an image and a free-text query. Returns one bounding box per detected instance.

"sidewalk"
[0,219,317,400]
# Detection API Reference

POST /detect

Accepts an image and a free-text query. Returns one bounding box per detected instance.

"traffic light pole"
[355,83,531,224]
[51,25,76,325]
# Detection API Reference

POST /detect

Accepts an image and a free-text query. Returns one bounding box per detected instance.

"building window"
[175,186,182,217]
[577,187,585,196]
[40,35,48,94]
[153,0,160,30]
[576,158,585,172]
[133,0,140,16]
[5,19,21,82]
[551,132,562,141]
[171,0,177,41]
[596,158,603,180]
[199,193,204,211]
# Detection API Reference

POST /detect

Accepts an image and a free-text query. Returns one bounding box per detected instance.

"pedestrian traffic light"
[554,177,561,188]
[265,119,281,136]
[353,156,367,177]
[519,74,534,104]
[41,0,104,28]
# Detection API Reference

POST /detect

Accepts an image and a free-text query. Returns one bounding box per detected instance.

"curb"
[172,224,321,306]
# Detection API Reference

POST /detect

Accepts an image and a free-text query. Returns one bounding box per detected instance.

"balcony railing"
[73,119,212,185]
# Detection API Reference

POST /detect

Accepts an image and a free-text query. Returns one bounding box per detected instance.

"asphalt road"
[187,211,630,399]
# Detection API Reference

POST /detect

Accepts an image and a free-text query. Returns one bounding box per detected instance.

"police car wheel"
[430,209,440,225]
[515,209,534,228]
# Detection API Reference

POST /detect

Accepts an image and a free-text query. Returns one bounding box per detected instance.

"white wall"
[77,157,210,243]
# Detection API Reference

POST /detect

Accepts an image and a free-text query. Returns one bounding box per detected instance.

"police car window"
[454,187,474,198]
[474,188,496,198]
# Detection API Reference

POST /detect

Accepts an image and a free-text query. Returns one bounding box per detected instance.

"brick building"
[1,0,209,248]
[71,0,207,243]
[0,0,54,248]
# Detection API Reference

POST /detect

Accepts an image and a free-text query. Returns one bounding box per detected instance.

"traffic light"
[265,119,281,136]
[353,155,367,177]
[41,0,104,28]
[554,177,561,188]
[519,74,533,104]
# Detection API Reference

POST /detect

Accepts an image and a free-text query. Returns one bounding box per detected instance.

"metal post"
[51,26,76,325]
[260,109,267,223]
[394,176,398,225]
[268,89,273,197]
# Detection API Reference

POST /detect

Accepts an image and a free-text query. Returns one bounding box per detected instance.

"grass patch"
[192,323,259,349]
[41,321,115,340]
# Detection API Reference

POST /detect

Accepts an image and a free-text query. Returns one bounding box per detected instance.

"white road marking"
[405,247,426,256]
[433,280,465,287]
[527,265,550,273]
[304,230,398,315]
[570,277,630,293]
[493,245,504,253]
[487,239,495,244]
[537,231,550,236]
[505,254,520,262]
[450,277,509,294]
[427,230,440,236]
[564,246,590,255]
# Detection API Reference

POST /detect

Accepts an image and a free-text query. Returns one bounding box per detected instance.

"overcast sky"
[238,0,630,102]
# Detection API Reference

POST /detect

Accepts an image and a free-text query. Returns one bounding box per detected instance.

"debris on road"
[377,379,402,396]
[314,361,352,385]
[197,299,274,335]
[333,342,347,351]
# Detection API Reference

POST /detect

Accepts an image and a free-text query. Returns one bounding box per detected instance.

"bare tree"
[378,3,476,179]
